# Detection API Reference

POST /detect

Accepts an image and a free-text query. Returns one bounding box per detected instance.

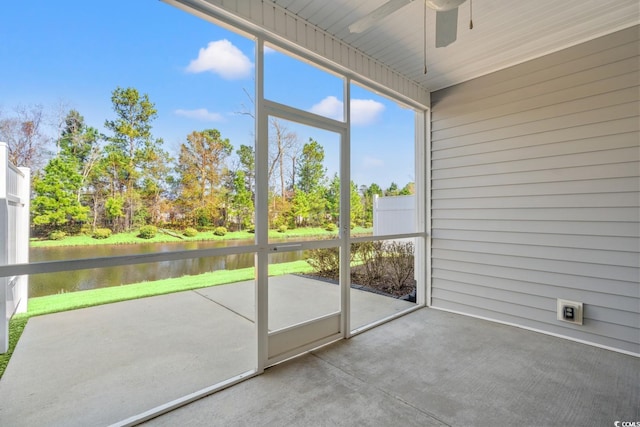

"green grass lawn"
[29,226,372,248]
[0,259,314,380]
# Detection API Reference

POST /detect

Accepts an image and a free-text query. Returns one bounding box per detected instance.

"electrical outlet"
[557,299,583,325]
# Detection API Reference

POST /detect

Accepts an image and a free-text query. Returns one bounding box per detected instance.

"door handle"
[272,244,303,251]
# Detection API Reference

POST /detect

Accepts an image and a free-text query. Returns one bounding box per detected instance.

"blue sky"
[0,0,415,189]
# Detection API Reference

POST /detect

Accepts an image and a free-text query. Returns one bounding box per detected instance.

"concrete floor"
[143,309,639,427]
[0,276,414,427]
[1,277,638,427]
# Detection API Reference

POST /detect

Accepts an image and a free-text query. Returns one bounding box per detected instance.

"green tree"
[31,109,100,234]
[229,170,254,230]
[350,181,364,226]
[367,183,383,197]
[32,157,89,232]
[57,110,100,205]
[236,144,255,198]
[399,182,415,195]
[325,173,340,224]
[175,129,232,226]
[138,140,172,225]
[293,138,327,226]
[290,190,310,225]
[59,110,99,165]
[362,183,383,224]
[87,149,112,229]
[105,195,125,226]
[103,86,161,231]
[385,182,399,196]
[297,139,325,194]
[324,177,369,228]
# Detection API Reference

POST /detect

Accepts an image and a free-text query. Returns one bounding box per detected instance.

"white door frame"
[255,43,351,366]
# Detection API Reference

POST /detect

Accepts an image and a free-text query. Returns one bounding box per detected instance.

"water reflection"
[29,239,301,297]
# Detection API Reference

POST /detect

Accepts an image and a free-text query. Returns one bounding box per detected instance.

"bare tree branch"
[0,104,51,169]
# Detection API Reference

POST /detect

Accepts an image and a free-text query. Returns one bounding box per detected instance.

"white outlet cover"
[557,299,583,325]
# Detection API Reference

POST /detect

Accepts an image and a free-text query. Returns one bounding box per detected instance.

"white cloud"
[351,99,385,125]
[309,96,343,120]
[309,96,385,125]
[186,39,253,80]
[175,108,224,122]
[363,156,384,169]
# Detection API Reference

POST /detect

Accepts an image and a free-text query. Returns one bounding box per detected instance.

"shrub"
[213,226,227,236]
[353,241,386,282]
[385,241,415,289]
[79,224,92,236]
[194,207,214,227]
[305,247,340,277]
[92,228,112,239]
[324,223,337,232]
[272,216,287,229]
[49,231,66,241]
[183,227,198,237]
[247,226,255,234]
[138,225,157,239]
[277,225,287,233]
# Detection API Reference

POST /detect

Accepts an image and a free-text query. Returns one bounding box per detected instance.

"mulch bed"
[300,263,416,301]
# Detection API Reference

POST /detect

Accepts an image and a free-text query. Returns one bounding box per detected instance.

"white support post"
[372,194,379,236]
[423,109,432,307]
[340,77,351,338]
[254,37,268,373]
[1,142,10,354]
[414,110,429,307]
[16,167,30,314]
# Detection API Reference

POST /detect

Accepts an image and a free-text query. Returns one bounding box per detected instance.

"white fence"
[0,142,30,354]
[373,194,416,236]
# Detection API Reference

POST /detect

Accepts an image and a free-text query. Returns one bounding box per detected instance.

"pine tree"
[294,138,327,226]
[175,129,232,227]
[31,109,98,234]
[103,87,163,230]
[32,157,89,232]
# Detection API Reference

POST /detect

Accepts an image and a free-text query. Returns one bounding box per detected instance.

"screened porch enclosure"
[0,3,427,424]
[0,0,637,425]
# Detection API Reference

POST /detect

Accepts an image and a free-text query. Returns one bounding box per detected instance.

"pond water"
[29,239,304,298]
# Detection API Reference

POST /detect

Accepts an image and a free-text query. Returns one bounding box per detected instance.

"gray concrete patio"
[0,275,414,426]
[144,309,639,427]
[1,275,637,426]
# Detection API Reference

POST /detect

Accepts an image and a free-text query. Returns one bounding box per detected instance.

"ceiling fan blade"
[435,7,459,47]
[349,0,413,33]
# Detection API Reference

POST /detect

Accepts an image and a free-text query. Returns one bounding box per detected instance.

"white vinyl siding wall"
[430,25,640,355]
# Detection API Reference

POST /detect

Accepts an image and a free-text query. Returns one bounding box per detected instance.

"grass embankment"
[30,226,371,248]
[0,259,313,380]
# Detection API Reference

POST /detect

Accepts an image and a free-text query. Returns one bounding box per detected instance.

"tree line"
[0,87,413,236]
